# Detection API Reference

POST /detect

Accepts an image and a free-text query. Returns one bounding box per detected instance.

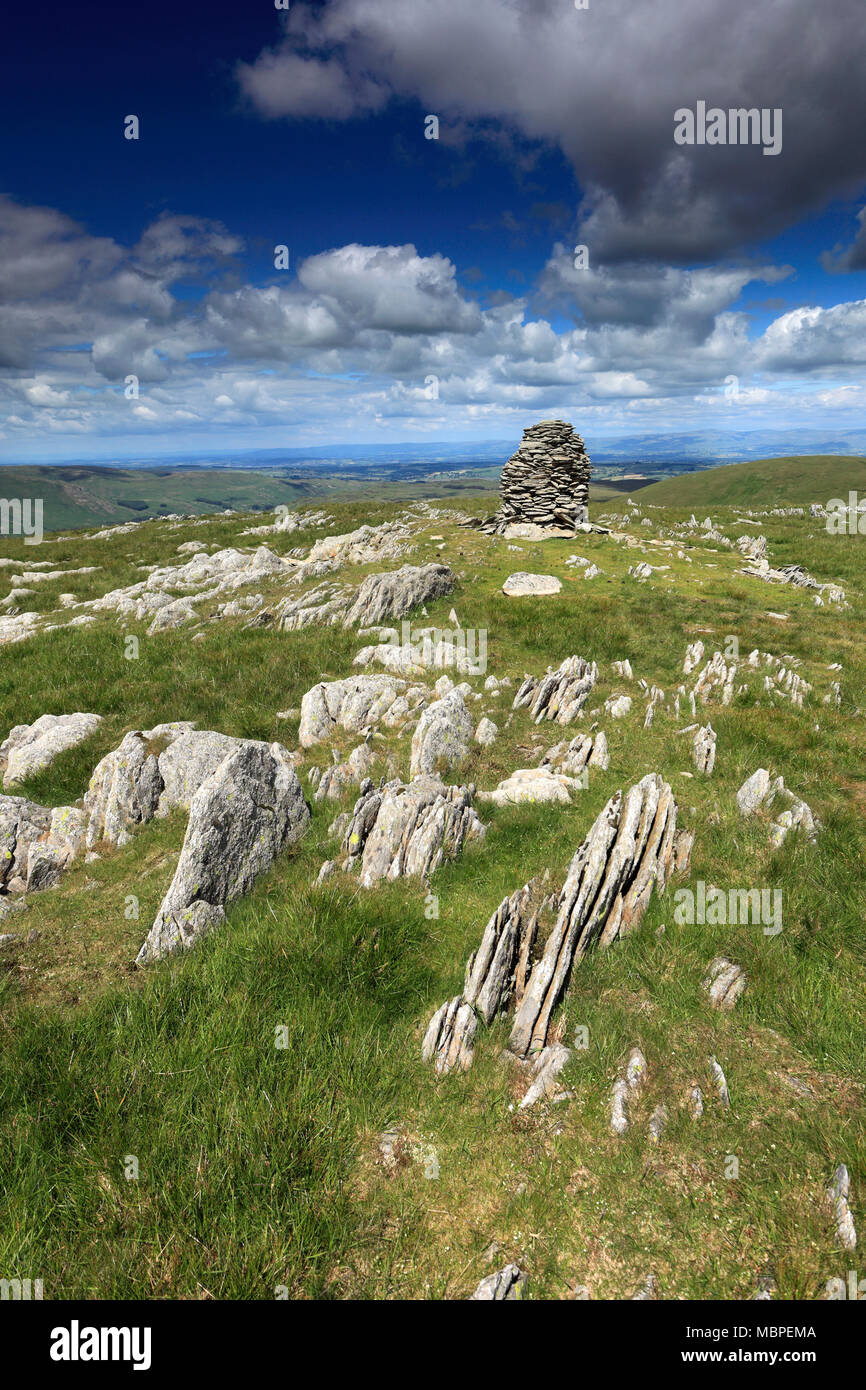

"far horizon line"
[4,425,866,470]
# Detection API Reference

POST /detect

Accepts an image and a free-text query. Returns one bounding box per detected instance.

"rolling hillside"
[638,455,866,509]
[0,463,640,534]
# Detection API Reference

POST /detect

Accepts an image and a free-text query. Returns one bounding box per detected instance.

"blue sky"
[2,0,866,462]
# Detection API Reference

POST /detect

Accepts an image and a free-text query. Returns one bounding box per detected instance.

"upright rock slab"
[422,774,692,1074]
[692,724,717,774]
[512,655,598,726]
[422,874,553,1075]
[463,879,544,1024]
[410,689,474,779]
[540,730,609,776]
[509,774,692,1057]
[610,1047,648,1134]
[422,996,478,1075]
[703,957,747,1010]
[828,1164,857,1252]
[136,742,310,963]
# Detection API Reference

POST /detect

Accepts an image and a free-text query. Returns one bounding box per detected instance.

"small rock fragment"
[703,957,747,1010]
[519,1043,572,1110]
[829,1163,857,1252]
[647,1103,668,1143]
[469,1263,526,1301]
[709,1056,731,1108]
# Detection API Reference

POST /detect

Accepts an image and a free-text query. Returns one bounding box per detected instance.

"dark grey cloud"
[237,0,866,263]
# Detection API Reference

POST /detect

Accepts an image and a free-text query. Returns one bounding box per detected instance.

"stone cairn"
[470,420,591,535]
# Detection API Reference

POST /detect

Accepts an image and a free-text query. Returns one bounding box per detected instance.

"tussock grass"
[0,483,863,1298]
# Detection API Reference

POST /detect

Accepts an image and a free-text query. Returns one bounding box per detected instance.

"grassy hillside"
[0,465,314,532]
[0,463,643,533]
[639,455,866,508]
[0,488,862,1300]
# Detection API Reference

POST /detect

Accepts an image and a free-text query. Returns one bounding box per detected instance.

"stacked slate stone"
[473,420,592,534]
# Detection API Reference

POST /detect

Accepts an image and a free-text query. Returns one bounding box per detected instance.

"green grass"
[638,455,866,508]
[0,468,864,1299]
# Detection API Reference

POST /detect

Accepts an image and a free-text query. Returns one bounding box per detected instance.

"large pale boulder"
[736,768,773,815]
[155,730,249,812]
[83,723,195,848]
[0,612,40,646]
[474,717,498,747]
[502,572,562,597]
[342,563,455,628]
[736,767,819,845]
[0,796,52,891]
[309,743,375,802]
[136,742,310,964]
[1,713,103,788]
[482,767,580,807]
[0,796,84,893]
[24,805,86,892]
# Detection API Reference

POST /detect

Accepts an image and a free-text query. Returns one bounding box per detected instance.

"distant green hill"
[0,463,645,534]
[638,455,866,508]
[0,465,312,533]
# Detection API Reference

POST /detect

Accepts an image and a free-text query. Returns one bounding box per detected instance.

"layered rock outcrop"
[423,773,693,1075]
[334,775,485,888]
